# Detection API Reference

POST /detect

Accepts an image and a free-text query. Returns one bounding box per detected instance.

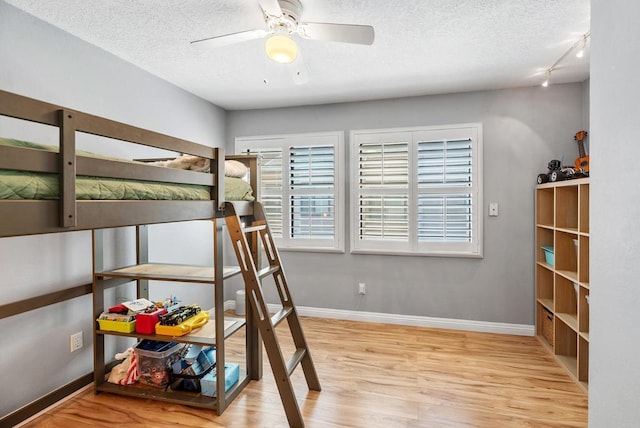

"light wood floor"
[21,317,587,427]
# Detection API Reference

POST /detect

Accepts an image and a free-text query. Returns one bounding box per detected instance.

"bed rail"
[0,90,225,234]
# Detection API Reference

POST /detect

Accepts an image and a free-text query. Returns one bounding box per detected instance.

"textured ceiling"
[5,0,591,110]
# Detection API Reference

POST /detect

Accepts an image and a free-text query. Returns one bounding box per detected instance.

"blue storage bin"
[542,246,554,266]
[200,363,240,397]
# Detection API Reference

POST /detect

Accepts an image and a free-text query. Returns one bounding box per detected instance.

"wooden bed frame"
[0,89,262,426]
[0,89,258,237]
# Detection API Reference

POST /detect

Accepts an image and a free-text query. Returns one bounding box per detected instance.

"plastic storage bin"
[134,340,183,387]
[200,363,240,397]
[97,318,136,333]
[541,246,554,266]
[135,307,167,335]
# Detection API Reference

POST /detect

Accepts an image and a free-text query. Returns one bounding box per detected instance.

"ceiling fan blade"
[258,0,283,17]
[298,22,375,45]
[190,29,267,48]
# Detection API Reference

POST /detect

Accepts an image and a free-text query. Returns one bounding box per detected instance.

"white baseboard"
[225,300,535,336]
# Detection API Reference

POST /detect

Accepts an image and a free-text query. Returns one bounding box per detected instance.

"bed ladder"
[224,201,321,428]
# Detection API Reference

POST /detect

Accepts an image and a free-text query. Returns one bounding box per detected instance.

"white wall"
[589,1,640,426]
[227,84,587,326]
[0,2,225,417]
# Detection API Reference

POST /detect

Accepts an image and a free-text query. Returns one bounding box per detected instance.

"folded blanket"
[151,155,248,178]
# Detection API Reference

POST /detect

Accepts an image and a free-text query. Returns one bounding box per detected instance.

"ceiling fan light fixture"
[265,34,298,64]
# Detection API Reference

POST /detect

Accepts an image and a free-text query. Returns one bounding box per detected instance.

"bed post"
[59,109,77,227]
[213,147,225,211]
[136,225,149,299]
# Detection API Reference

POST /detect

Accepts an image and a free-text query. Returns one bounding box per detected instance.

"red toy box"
[136,307,167,335]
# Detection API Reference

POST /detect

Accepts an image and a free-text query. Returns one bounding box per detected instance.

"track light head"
[542,70,551,88]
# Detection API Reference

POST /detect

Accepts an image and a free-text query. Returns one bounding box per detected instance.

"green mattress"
[0,138,254,201]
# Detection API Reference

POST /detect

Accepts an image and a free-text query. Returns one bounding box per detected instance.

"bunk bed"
[0,89,261,421]
[0,90,258,237]
[0,89,319,428]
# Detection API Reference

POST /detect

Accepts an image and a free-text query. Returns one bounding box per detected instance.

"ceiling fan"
[190,0,375,65]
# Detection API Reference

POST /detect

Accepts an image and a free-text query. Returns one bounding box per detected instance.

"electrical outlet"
[489,202,499,217]
[70,331,83,352]
[358,282,366,295]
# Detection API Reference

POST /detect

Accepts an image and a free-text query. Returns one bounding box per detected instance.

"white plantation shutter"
[236,132,344,251]
[417,138,473,243]
[417,193,472,242]
[290,145,334,189]
[290,195,335,238]
[351,124,482,257]
[417,139,472,187]
[359,195,409,240]
[357,139,410,242]
[289,145,335,240]
[242,147,283,238]
[358,142,409,188]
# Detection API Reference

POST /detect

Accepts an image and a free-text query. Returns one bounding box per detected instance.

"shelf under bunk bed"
[0,89,258,237]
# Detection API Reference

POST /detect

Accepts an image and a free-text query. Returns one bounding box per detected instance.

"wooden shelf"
[96,263,242,283]
[556,227,579,234]
[95,373,250,410]
[535,179,589,392]
[556,269,578,282]
[537,297,554,312]
[92,224,255,416]
[536,224,554,231]
[97,314,245,347]
[556,312,578,332]
[537,261,554,271]
[556,354,578,378]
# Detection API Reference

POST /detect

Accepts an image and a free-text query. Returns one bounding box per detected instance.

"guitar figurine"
[574,130,589,174]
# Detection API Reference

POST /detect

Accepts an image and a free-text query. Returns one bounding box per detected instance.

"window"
[236,132,344,252]
[351,124,483,257]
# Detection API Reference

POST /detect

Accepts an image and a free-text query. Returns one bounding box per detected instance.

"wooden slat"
[0,90,60,125]
[72,110,216,159]
[227,200,253,217]
[77,157,216,186]
[285,348,307,377]
[257,265,280,279]
[243,222,266,233]
[270,306,293,327]
[0,147,215,185]
[0,89,220,167]
[0,145,58,172]
[0,283,92,319]
[0,200,216,237]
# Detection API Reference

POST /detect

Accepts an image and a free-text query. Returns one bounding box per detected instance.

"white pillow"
[225,159,248,178]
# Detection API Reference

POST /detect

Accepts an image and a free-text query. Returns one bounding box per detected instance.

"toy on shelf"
[537,131,590,184]
[573,130,589,173]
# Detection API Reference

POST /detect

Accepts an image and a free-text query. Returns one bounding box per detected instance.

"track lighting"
[541,30,590,88]
[576,36,587,58]
[542,71,550,87]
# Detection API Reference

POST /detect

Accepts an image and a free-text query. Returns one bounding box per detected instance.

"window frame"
[236,131,345,253]
[350,123,483,258]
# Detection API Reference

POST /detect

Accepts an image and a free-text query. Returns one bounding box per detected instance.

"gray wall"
[590,1,640,426]
[227,84,586,325]
[0,2,226,417]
